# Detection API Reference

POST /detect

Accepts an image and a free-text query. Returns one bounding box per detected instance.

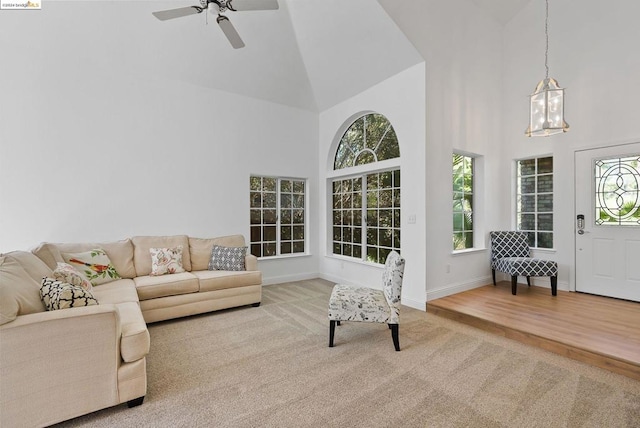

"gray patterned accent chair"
[328,251,405,351]
[490,231,558,296]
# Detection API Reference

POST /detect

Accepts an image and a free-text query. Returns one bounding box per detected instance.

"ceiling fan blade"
[228,0,279,11]
[152,6,202,21]
[217,15,245,49]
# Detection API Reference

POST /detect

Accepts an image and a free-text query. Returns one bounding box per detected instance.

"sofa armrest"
[245,254,258,271]
[115,302,150,363]
[0,305,123,426]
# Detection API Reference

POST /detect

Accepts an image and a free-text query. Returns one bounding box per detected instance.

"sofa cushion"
[91,279,139,305]
[189,235,246,271]
[132,236,191,276]
[62,249,121,286]
[3,250,52,282]
[116,302,150,363]
[193,270,262,292]
[150,246,185,276]
[0,254,46,325]
[39,278,99,311]
[53,262,93,292]
[133,272,199,300]
[32,240,136,279]
[208,245,247,271]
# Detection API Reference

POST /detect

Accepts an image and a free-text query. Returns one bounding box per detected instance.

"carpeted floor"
[59,279,640,427]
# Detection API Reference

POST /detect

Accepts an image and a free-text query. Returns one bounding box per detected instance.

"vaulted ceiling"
[2,0,532,111]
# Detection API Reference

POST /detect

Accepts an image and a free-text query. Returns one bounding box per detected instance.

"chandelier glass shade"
[525,0,569,137]
[525,77,569,137]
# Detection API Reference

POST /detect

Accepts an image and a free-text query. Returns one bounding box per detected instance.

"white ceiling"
[469,0,533,25]
[2,0,532,111]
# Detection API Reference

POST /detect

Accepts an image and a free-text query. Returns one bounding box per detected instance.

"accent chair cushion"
[494,257,558,277]
[328,284,390,323]
[40,278,99,311]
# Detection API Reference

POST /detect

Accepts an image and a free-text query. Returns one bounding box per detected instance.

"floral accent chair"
[328,251,405,351]
[490,231,558,296]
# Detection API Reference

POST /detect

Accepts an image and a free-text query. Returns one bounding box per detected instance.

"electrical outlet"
[408,214,416,224]
[446,264,451,274]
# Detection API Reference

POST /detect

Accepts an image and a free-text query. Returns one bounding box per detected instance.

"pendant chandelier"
[525,0,569,137]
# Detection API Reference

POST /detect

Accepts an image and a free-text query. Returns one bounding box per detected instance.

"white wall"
[379,0,506,301]
[0,4,319,283]
[502,0,640,290]
[318,63,427,309]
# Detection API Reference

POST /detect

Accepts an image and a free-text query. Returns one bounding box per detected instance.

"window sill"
[531,247,556,254]
[451,248,487,256]
[257,253,311,261]
[325,254,385,268]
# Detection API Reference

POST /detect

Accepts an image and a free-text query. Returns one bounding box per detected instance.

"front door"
[575,143,640,302]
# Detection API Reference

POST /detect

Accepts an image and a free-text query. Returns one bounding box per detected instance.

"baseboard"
[426,276,492,302]
[401,297,425,311]
[261,272,320,286]
[318,272,344,285]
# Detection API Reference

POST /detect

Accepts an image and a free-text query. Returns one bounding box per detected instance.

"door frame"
[573,139,640,295]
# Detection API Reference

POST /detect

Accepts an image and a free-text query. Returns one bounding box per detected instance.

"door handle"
[577,214,585,235]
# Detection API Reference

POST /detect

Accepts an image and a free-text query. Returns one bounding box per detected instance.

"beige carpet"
[59,279,640,427]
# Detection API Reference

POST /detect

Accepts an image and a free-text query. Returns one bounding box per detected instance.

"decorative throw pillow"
[40,277,99,311]
[62,249,121,286]
[150,246,185,276]
[53,262,93,292]
[208,245,247,271]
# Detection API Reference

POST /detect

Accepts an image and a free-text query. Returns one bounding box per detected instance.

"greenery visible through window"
[516,156,553,248]
[453,154,474,250]
[332,113,400,264]
[334,113,400,170]
[250,176,306,258]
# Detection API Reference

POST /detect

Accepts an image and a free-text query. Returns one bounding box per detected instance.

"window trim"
[452,152,476,252]
[329,112,401,265]
[514,155,554,250]
[329,167,401,265]
[250,175,308,260]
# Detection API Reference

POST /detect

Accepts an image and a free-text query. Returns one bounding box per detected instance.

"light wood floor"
[428,282,640,381]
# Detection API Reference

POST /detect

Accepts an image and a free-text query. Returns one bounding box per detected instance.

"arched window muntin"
[329,112,401,265]
[334,113,400,170]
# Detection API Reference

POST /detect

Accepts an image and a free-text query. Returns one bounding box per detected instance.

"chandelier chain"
[545,0,549,79]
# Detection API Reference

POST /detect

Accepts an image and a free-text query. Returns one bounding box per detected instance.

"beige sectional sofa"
[0,234,261,427]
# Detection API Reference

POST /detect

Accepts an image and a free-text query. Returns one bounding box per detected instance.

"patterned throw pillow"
[62,249,121,286]
[208,245,246,271]
[40,277,99,311]
[150,246,186,276]
[53,262,93,292]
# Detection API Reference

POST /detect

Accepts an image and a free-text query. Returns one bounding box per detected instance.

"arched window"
[331,113,401,264]
[334,113,400,169]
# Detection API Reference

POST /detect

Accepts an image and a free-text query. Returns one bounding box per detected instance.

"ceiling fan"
[152,0,279,49]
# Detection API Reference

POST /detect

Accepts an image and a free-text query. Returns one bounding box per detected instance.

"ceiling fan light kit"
[152,0,279,49]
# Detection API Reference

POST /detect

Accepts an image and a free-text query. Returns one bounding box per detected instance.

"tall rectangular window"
[453,154,474,250]
[332,169,400,264]
[250,176,306,258]
[516,156,553,248]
